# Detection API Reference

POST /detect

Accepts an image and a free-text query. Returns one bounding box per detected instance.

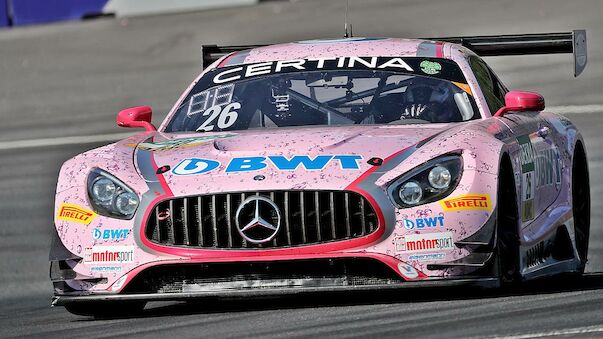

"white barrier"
[103,0,258,17]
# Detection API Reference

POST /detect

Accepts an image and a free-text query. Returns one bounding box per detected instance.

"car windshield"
[165,57,480,133]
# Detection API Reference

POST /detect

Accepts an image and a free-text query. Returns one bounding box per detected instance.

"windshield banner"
[204,57,466,87]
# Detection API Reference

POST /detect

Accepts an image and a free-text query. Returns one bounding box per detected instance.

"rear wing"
[202,44,264,70]
[201,30,587,76]
[432,30,587,77]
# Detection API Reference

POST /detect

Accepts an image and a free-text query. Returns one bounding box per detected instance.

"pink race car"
[51,31,591,317]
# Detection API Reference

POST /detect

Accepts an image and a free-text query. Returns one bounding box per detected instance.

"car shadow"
[80,272,603,320]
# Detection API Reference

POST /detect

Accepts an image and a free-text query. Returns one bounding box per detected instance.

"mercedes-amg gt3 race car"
[51,31,591,316]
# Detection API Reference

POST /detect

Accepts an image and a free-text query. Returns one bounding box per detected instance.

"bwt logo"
[172,155,363,175]
[92,228,130,241]
[403,216,445,230]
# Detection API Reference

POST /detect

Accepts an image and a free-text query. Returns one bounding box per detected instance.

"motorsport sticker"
[395,232,455,253]
[57,203,97,225]
[419,60,442,75]
[440,194,491,211]
[84,246,134,264]
[517,135,535,222]
[130,134,236,151]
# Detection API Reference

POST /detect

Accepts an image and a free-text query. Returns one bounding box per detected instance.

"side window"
[469,56,505,114]
[489,66,508,103]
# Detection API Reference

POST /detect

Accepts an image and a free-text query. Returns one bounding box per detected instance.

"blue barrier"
[1,0,259,27]
[0,0,8,27]
[9,0,109,26]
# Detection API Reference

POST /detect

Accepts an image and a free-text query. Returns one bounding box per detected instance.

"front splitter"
[52,277,499,306]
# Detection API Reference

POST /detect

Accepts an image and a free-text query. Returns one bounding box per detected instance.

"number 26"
[196,102,240,132]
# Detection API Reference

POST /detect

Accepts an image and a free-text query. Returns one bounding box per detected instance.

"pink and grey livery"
[50,31,591,317]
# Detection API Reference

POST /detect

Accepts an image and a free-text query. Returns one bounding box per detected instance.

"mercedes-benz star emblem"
[235,196,281,244]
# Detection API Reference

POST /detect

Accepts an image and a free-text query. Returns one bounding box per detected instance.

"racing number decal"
[517,135,535,222]
[196,102,240,132]
[521,171,535,221]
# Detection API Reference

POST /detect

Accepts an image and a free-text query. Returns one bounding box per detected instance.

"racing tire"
[496,159,521,285]
[572,143,590,274]
[64,301,146,318]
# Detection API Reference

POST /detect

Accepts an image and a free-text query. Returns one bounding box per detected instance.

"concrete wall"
[104,0,258,17]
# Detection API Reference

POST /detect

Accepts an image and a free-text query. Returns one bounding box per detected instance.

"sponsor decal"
[92,228,130,241]
[535,147,561,188]
[212,57,415,85]
[111,275,128,291]
[395,232,455,253]
[403,216,445,230]
[130,134,235,151]
[440,194,491,211]
[397,263,419,279]
[420,60,442,75]
[517,135,535,172]
[84,246,134,264]
[90,266,122,273]
[57,203,97,225]
[408,253,446,261]
[172,155,363,175]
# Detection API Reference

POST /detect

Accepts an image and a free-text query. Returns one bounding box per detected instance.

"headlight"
[398,181,423,205]
[428,166,451,189]
[87,169,139,219]
[91,178,117,202]
[388,155,462,208]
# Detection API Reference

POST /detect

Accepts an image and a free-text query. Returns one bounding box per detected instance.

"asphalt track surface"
[1,0,603,337]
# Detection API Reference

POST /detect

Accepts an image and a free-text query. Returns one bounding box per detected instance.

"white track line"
[491,325,603,339]
[0,105,600,151]
[0,132,136,151]
[548,104,603,114]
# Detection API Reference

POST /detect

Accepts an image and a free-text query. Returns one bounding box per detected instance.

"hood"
[125,125,451,196]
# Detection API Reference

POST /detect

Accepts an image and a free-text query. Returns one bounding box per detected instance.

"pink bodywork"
[54,38,578,293]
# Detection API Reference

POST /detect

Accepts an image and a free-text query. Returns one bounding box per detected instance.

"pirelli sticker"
[57,203,97,225]
[440,194,492,211]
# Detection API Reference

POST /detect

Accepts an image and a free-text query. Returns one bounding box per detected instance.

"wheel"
[64,301,146,318]
[572,143,590,273]
[496,159,521,284]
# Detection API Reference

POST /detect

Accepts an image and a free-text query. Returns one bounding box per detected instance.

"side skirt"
[519,220,582,280]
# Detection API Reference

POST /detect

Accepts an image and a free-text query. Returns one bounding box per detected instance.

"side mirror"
[116,106,157,131]
[494,91,545,117]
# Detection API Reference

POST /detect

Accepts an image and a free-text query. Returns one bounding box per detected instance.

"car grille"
[145,191,378,249]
